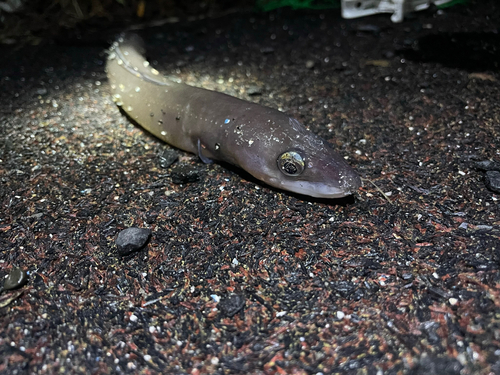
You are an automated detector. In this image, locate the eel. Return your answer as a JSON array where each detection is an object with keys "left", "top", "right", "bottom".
[{"left": 106, "top": 34, "right": 361, "bottom": 198}]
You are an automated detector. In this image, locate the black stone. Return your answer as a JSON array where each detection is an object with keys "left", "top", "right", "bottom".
[
  {"left": 170, "top": 165, "right": 201, "bottom": 184},
  {"left": 219, "top": 294, "right": 246, "bottom": 318},
  {"left": 475, "top": 160, "right": 500, "bottom": 171},
  {"left": 116, "top": 227, "right": 151, "bottom": 256},
  {"left": 158, "top": 149, "right": 178, "bottom": 169},
  {"left": 485, "top": 170, "right": 500, "bottom": 193}
]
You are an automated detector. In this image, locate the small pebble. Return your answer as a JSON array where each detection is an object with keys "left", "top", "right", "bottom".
[
  {"left": 474, "top": 224, "right": 493, "bottom": 231},
  {"left": 260, "top": 46, "right": 274, "bottom": 54},
  {"left": 158, "top": 149, "right": 178, "bottom": 169},
  {"left": 3, "top": 267, "right": 28, "bottom": 291},
  {"left": 485, "top": 170, "right": 500, "bottom": 193},
  {"left": 218, "top": 294, "right": 245, "bottom": 318},
  {"left": 305, "top": 60, "right": 315, "bottom": 69},
  {"left": 401, "top": 272, "right": 413, "bottom": 280},
  {"left": 116, "top": 227, "right": 151, "bottom": 256},
  {"left": 475, "top": 160, "right": 500, "bottom": 172},
  {"left": 354, "top": 24, "right": 380, "bottom": 34},
  {"left": 247, "top": 85, "right": 262, "bottom": 96},
  {"left": 170, "top": 165, "right": 201, "bottom": 184}
]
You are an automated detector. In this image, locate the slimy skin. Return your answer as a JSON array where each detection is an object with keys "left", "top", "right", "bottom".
[{"left": 106, "top": 34, "right": 361, "bottom": 198}]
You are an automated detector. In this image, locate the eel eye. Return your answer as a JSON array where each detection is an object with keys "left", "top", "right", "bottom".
[{"left": 277, "top": 151, "right": 305, "bottom": 176}]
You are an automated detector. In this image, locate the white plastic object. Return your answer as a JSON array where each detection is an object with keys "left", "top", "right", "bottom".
[{"left": 341, "top": 0, "right": 455, "bottom": 23}]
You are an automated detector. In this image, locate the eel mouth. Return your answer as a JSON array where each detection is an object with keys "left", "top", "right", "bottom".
[{"left": 265, "top": 174, "right": 361, "bottom": 198}]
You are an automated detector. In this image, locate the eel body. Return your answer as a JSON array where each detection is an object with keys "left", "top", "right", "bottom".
[{"left": 106, "top": 34, "right": 361, "bottom": 198}]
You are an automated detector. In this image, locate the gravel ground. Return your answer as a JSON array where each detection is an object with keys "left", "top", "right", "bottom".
[{"left": 1, "top": 1, "right": 500, "bottom": 374}]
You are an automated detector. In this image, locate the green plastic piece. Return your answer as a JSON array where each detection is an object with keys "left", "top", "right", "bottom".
[
  {"left": 256, "top": 0, "right": 466, "bottom": 12},
  {"left": 437, "top": 0, "right": 468, "bottom": 9},
  {"left": 256, "top": 0, "right": 340, "bottom": 12}
]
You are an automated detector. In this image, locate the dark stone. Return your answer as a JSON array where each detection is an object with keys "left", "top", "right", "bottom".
[
  {"left": 251, "top": 342, "right": 264, "bottom": 352},
  {"left": 219, "top": 294, "right": 245, "bottom": 317},
  {"left": 485, "top": 170, "right": 500, "bottom": 193},
  {"left": 475, "top": 160, "right": 500, "bottom": 171},
  {"left": 116, "top": 227, "right": 151, "bottom": 256},
  {"left": 3, "top": 267, "right": 28, "bottom": 290},
  {"left": 145, "top": 212, "right": 158, "bottom": 224},
  {"left": 170, "top": 165, "right": 201, "bottom": 184},
  {"left": 158, "top": 149, "right": 178, "bottom": 169}
]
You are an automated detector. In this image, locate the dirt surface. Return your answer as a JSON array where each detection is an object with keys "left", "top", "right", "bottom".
[{"left": 1, "top": 1, "right": 500, "bottom": 374}]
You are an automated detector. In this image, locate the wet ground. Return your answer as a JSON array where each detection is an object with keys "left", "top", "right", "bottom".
[{"left": 1, "top": 1, "right": 500, "bottom": 374}]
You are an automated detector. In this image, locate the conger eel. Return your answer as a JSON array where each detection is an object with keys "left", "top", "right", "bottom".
[{"left": 106, "top": 34, "right": 361, "bottom": 198}]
